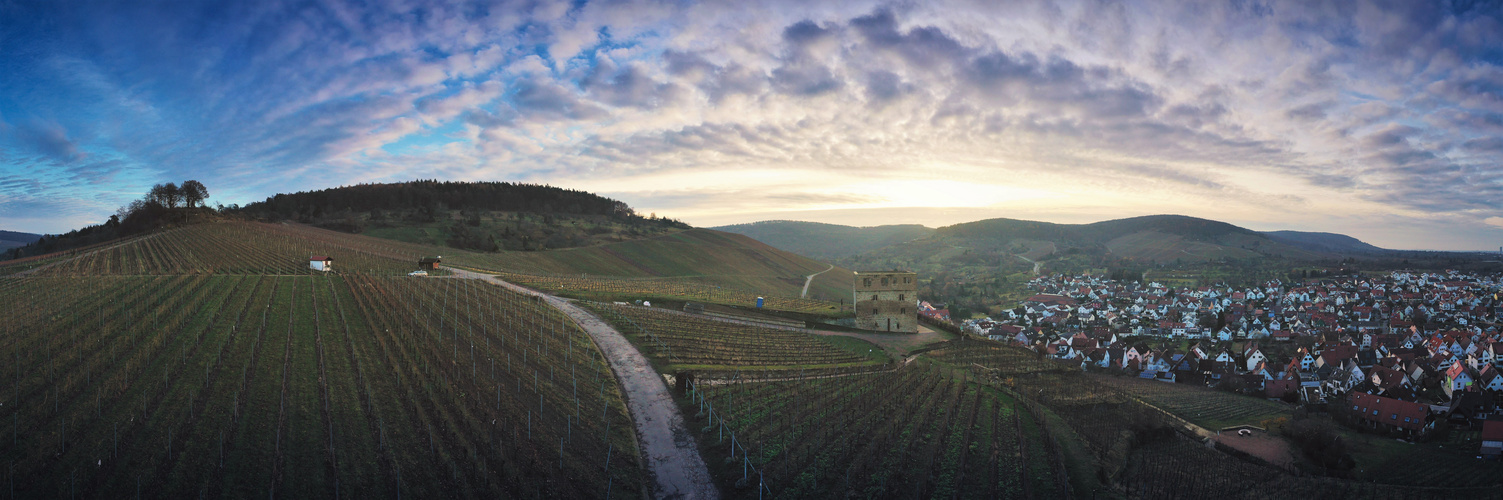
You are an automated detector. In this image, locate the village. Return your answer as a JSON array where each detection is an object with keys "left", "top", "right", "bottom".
[{"left": 954, "top": 269, "right": 1503, "bottom": 455}]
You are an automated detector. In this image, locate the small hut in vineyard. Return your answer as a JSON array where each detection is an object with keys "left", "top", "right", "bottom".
[
  {"left": 418, "top": 256, "right": 442, "bottom": 271},
  {"left": 310, "top": 256, "right": 333, "bottom": 272}
]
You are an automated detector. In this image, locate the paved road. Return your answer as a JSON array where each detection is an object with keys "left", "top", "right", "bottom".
[{"left": 443, "top": 267, "right": 719, "bottom": 500}]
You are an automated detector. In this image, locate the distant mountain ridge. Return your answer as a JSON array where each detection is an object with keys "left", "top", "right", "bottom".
[
  {"left": 718, "top": 215, "right": 1393, "bottom": 267},
  {"left": 1261, "top": 230, "right": 1386, "bottom": 254},
  {"left": 711, "top": 220, "right": 934, "bottom": 260},
  {"left": 0, "top": 231, "right": 42, "bottom": 250}
]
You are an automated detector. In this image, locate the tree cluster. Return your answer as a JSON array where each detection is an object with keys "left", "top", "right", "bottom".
[
  {"left": 234, "top": 180, "right": 626, "bottom": 221},
  {"left": 1281, "top": 415, "right": 1356, "bottom": 475},
  {"left": 4, "top": 180, "right": 211, "bottom": 260}
]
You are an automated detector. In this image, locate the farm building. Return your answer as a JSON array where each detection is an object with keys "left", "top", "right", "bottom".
[
  {"left": 854, "top": 270, "right": 917, "bottom": 333},
  {"left": 419, "top": 256, "right": 442, "bottom": 270},
  {"left": 309, "top": 255, "right": 333, "bottom": 272}
]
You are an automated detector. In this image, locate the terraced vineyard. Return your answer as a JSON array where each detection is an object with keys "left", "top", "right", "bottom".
[
  {"left": 691, "top": 362, "right": 1067, "bottom": 499},
  {"left": 495, "top": 271, "right": 841, "bottom": 314},
  {"left": 0, "top": 274, "right": 642, "bottom": 498},
  {"left": 582, "top": 302, "right": 886, "bottom": 371},
  {"left": 32, "top": 221, "right": 441, "bottom": 276}
]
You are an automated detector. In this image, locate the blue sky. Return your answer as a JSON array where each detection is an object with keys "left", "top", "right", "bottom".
[{"left": 1, "top": 0, "right": 1501, "bottom": 250}]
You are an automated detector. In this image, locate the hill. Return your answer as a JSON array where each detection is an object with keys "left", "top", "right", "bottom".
[
  {"left": 830, "top": 214, "right": 1339, "bottom": 318},
  {"left": 0, "top": 225, "right": 645, "bottom": 498},
  {"left": 235, "top": 180, "right": 689, "bottom": 252},
  {"left": 710, "top": 220, "right": 933, "bottom": 260},
  {"left": 861, "top": 214, "right": 1326, "bottom": 267},
  {"left": 1262, "top": 230, "right": 1387, "bottom": 254},
  {"left": 0, "top": 230, "right": 41, "bottom": 250},
  {"left": 450, "top": 228, "right": 855, "bottom": 305}
]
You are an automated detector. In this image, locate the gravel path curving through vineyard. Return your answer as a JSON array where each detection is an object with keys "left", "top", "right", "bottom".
[
  {"left": 801, "top": 263, "right": 834, "bottom": 298},
  {"left": 442, "top": 267, "right": 720, "bottom": 500}
]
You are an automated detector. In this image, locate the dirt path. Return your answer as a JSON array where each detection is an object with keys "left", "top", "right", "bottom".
[
  {"left": 1014, "top": 253, "right": 1042, "bottom": 275},
  {"left": 801, "top": 264, "right": 835, "bottom": 298},
  {"left": 442, "top": 267, "right": 719, "bottom": 500}
]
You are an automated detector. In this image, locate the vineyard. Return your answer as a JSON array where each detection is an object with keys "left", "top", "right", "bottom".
[
  {"left": 0, "top": 274, "right": 643, "bottom": 498},
  {"left": 1123, "top": 437, "right": 1503, "bottom": 499},
  {"left": 690, "top": 362, "right": 1068, "bottom": 499},
  {"left": 31, "top": 221, "right": 444, "bottom": 276},
  {"left": 1090, "top": 376, "right": 1290, "bottom": 430},
  {"left": 582, "top": 303, "right": 886, "bottom": 372},
  {"left": 494, "top": 271, "right": 842, "bottom": 315},
  {"left": 928, "top": 342, "right": 1503, "bottom": 497},
  {"left": 443, "top": 228, "right": 857, "bottom": 303}
]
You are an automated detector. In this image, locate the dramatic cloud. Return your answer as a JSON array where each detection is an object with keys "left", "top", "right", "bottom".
[{"left": 1, "top": 0, "right": 1501, "bottom": 249}]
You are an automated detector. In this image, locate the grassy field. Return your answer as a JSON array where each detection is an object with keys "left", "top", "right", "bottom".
[{"left": 0, "top": 273, "right": 643, "bottom": 498}]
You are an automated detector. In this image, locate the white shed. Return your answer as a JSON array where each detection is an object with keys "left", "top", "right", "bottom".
[{"left": 310, "top": 255, "right": 333, "bottom": 272}]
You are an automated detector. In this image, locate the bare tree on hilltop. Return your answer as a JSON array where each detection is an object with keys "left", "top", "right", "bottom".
[
  {"left": 149, "top": 182, "right": 182, "bottom": 209},
  {"left": 6, "top": 180, "right": 216, "bottom": 260},
  {"left": 180, "top": 180, "right": 210, "bottom": 208}
]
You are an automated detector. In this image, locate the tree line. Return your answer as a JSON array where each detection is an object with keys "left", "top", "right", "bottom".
[
  {"left": 232, "top": 180, "right": 630, "bottom": 221},
  {"left": 4, "top": 180, "right": 212, "bottom": 260}
]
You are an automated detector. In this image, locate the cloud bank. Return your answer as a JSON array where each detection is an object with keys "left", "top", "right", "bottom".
[{"left": 1, "top": 0, "right": 1500, "bottom": 249}]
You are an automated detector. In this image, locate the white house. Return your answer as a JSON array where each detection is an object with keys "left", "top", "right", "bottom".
[
  {"left": 1245, "top": 347, "right": 1267, "bottom": 372},
  {"left": 310, "top": 255, "right": 333, "bottom": 272}
]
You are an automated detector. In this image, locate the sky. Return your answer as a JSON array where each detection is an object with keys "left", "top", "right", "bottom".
[{"left": 1, "top": 0, "right": 1501, "bottom": 250}]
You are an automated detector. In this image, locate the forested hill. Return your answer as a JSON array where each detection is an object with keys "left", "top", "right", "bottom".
[
  {"left": 235, "top": 180, "right": 629, "bottom": 219},
  {"left": 712, "top": 220, "right": 934, "bottom": 260},
  {"left": 0, "top": 231, "right": 42, "bottom": 250},
  {"left": 232, "top": 180, "right": 690, "bottom": 253}
]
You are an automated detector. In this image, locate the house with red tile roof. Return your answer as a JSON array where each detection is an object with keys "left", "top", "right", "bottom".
[
  {"left": 1482, "top": 421, "right": 1503, "bottom": 459},
  {"left": 1348, "top": 391, "right": 1431, "bottom": 434}
]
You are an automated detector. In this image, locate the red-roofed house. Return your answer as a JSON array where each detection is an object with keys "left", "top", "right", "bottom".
[
  {"left": 1348, "top": 392, "right": 1431, "bottom": 434},
  {"left": 1266, "top": 379, "right": 1297, "bottom": 400},
  {"left": 1316, "top": 345, "right": 1358, "bottom": 369},
  {"left": 1483, "top": 421, "right": 1503, "bottom": 459},
  {"left": 1444, "top": 360, "right": 1477, "bottom": 397}
]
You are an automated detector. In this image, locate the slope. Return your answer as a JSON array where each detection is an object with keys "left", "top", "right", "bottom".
[
  {"left": 0, "top": 258, "right": 644, "bottom": 499},
  {"left": 0, "top": 230, "right": 42, "bottom": 250},
  {"left": 26, "top": 221, "right": 444, "bottom": 276},
  {"left": 1262, "top": 230, "right": 1387, "bottom": 254},
  {"left": 449, "top": 228, "right": 855, "bottom": 304},
  {"left": 711, "top": 220, "right": 933, "bottom": 260},
  {"left": 233, "top": 180, "right": 689, "bottom": 253}
]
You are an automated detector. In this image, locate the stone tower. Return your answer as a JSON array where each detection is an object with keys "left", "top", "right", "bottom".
[{"left": 854, "top": 270, "right": 917, "bottom": 333}]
